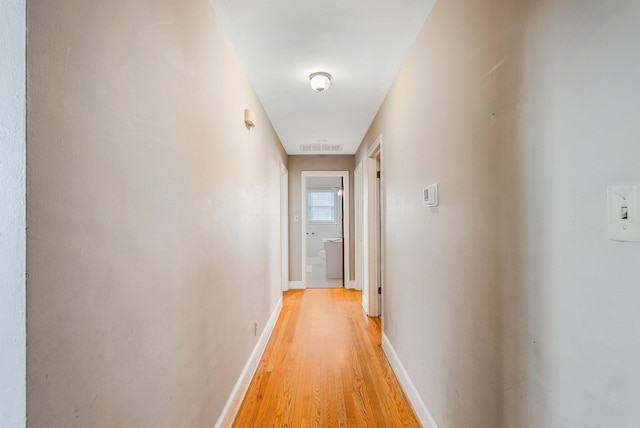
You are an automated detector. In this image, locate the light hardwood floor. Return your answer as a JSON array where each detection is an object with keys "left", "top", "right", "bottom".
[{"left": 232, "top": 288, "right": 421, "bottom": 427}]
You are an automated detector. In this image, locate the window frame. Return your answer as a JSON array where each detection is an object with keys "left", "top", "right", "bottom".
[{"left": 306, "top": 187, "right": 337, "bottom": 225}]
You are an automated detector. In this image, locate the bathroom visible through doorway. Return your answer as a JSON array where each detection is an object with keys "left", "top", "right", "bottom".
[{"left": 301, "top": 171, "right": 350, "bottom": 289}]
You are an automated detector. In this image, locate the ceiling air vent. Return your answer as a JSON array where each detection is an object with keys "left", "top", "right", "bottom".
[
  {"left": 301, "top": 144, "right": 322, "bottom": 152},
  {"left": 299, "top": 144, "right": 343, "bottom": 153}
]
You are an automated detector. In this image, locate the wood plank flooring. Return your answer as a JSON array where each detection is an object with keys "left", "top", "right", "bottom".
[{"left": 232, "top": 288, "right": 421, "bottom": 427}]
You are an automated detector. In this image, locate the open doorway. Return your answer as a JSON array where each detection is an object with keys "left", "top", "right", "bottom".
[{"left": 301, "top": 171, "right": 350, "bottom": 289}]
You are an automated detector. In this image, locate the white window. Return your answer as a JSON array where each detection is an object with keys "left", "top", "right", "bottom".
[{"left": 307, "top": 189, "right": 336, "bottom": 223}]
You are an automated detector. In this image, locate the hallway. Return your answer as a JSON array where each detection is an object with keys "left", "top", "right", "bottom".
[
  {"left": 5, "top": 0, "right": 640, "bottom": 427},
  {"left": 233, "top": 289, "right": 419, "bottom": 427}
]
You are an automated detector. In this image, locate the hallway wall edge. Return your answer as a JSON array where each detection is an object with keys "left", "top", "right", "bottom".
[
  {"left": 214, "top": 296, "right": 283, "bottom": 428},
  {"left": 382, "top": 333, "right": 439, "bottom": 428}
]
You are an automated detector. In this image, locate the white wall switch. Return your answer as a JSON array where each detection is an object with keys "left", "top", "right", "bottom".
[
  {"left": 423, "top": 184, "right": 438, "bottom": 206},
  {"left": 608, "top": 185, "right": 640, "bottom": 242}
]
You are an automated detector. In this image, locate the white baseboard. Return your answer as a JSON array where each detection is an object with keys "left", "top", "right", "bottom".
[
  {"left": 290, "top": 280, "right": 357, "bottom": 290},
  {"left": 382, "top": 333, "right": 438, "bottom": 428},
  {"left": 214, "top": 297, "right": 283, "bottom": 428},
  {"left": 361, "top": 291, "right": 368, "bottom": 315},
  {"left": 288, "top": 281, "right": 305, "bottom": 290}
]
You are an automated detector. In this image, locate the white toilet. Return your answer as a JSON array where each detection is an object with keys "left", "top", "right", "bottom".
[{"left": 318, "top": 250, "right": 327, "bottom": 271}]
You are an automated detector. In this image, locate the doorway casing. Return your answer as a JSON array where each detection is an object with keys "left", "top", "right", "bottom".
[
  {"left": 281, "top": 164, "right": 289, "bottom": 291},
  {"left": 364, "top": 135, "right": 382, "bottom": 317},
  {"left": 354, "top": 161, "right": 364, "bottom": 295},
  {"left": 301, "top": 171, "right": 351, "bottom": 289}
]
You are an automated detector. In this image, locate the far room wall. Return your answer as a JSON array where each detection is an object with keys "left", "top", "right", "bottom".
[{"left": 288, "top": 155, "right": 355, "bottom": 284}]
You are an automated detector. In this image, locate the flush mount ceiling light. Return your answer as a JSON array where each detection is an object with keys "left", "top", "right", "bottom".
[{"left": 309, "top": 72, "right": 331, "bottom": 92}]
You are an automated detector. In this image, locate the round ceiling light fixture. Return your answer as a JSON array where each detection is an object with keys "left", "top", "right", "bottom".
[{"left": 309, "top": 72, "right": 331, "bottom": 92}]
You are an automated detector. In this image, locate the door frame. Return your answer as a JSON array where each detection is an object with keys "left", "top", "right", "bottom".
[
  {"left": 281, "top": 163, "right": 289, "bottom": 292},
  {"left": 301, "top": 171, "right": 350, "bottom": 289},
  {"left": 367, "top": 135, "right": 382, "bottom": 317},
  {"left": 354, "top": 161, "right": 363, "bottom": 293}
]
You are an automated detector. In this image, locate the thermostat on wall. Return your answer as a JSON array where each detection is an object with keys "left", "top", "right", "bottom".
[{"left": 423, "top": 184, "right": 438, "bottom": 206}]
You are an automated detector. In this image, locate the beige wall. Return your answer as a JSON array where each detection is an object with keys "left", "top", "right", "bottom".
[
  {"left": 288, "top": 155, "right": 355, "bottom": 282},
  {"left": 497, "top": 1, "right": 640, "bottom": 426},
  {"left": 358, "top": 0, "right": 640, "bottom": 427},
  {"left": 26, "top": 1, "right": 286, "bottom": 427},
  {"left": 357, "top": 0, "right": 503, "bottom": 425}
]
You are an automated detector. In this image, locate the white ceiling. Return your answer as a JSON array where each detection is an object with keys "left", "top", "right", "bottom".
[{"left": 209, "top": 0, "right": 435, "bottom": 155}]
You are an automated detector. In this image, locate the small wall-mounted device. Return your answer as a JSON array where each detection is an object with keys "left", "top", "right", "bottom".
[
  {"left": 423, "top": 183, "right": 438, "bottom": 207},
  {"left": 244, "top": 109, "right": 256, "bottom": 129},
  {"left": 607, "top": 184, "right": 640, "bottom": 242}
]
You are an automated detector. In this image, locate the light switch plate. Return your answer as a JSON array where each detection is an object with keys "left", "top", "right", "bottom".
[{"left": 607, "top": 185, "right": 640, "bottom": 242}]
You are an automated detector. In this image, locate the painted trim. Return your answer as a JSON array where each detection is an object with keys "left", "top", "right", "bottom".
[
  {"left": 281, "top": 163, "right": 289, "bottom": 292},
  {"left": 382, "top": 333, "right": 438, "bottom": 428},
  {"left": 288, "top": 281, "right": 305, "bottom": 290},
  {"left": 366, "top": 135, "right": 382, "bottom": 317},
  {"left": 347, "top": 280, "right": 357, "bottom": 290},
  {"left": 354, "top": 161, "right": 364, "bottom": 295},
  {"left": 0, "top": 2, "right": 27, "bottom": 426},
  {"left": 214, "top": 297, "right": 283, "bottom": 428}
]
